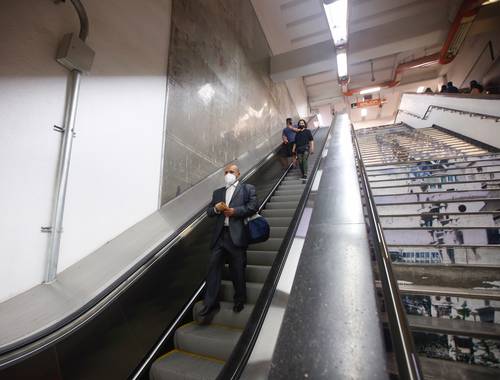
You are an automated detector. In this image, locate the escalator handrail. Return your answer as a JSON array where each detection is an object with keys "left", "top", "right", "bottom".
[
  {"left": 217, "top": 125, "right": 329, "bottom": 380},
  {"left": 351, "top": 125, "right": 424, "bottom": 380}
]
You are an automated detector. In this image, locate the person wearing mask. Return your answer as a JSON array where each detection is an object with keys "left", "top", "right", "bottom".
[
  {"left": 279, "top": 118, "right": 299, "bottom": 169},
  {"left": 470, "top": 80, "right": 484, "bottom": 94},
  {"left": 292, "top": 119, "right": 314, "bottom": 179},
  {"left": 200, "top": 164, "right": 258, "bottom": 317},
  {"left": 446, "top": 81, "right": 459, "bottom": 93}
]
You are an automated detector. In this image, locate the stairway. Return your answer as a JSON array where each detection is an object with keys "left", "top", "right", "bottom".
[
  {"left": 149, "top": 154, "right": 322, "bottom": 379},
  {"left": 355, "top": 124, "right": 500, "bottom": 378}
]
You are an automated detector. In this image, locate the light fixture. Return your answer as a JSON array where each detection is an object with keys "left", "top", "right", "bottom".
[
  {"left": 361, "top": 108, "right": 368, "bottom": 117},
  {"left": 483, "top": 0, "right": 499, "bottom": 5},
  {"left": 359, "top": 86, "right": 380, "bottom": 95},
  {"left": 323, "top": 0, "right": 348, "bottom": 46},
  {"left": 416, "top": 86, "right": 425, "bottom": 93},
  {"left": 336, "top": 51, "right": 348, "bottom": 78}
]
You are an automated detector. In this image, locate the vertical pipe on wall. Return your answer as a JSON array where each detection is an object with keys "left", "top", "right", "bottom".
[
  {"left": 44, "top": 0, "right": 92, "bottom": 282},
  {"left": 45, "top": 70, "right": 81, "bottom": 282}
]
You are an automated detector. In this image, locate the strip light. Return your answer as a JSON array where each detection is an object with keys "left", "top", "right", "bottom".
[
  {"left": 323, "top": 0, "right": 348, "bottom": 46},
  {"left": 359, "top": 86, "right": 380, "bottom": 95},
  {"left": 336, "top": 51, "right": 348, "bottom": 78}
]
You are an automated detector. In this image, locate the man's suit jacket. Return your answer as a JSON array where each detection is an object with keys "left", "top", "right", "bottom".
[{"left": 207, "top": 182, "right": 258, "bottom": 249}]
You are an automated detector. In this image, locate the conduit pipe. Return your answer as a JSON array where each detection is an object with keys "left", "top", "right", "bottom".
[{"left": 45, "top": 0, "right": 93, "bottom": 282}]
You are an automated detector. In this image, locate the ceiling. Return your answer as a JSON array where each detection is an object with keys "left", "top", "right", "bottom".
[{"left": 251, "top": 0, "right": 462, "bottom": 108}]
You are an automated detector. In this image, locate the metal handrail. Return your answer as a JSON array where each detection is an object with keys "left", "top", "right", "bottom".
[
  {"left": 371, "top": 178, "right": 500, "bottom": 189},
  {"left": 375, "top": 197, "right": 500, "bottom": 206},
  {"left": 365, "top": 153, "right": 500, "bottom": 168},
  {"left": 397, "top": 105, "right": 500, "bottom": 123},
  {"left": 351, "top": 126, "right": 424, "bottom": 380},
  {"left": 369, "top": 170, "right": 500, "bottom": 183}
]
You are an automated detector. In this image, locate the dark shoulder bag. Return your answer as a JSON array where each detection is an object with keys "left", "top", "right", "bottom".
[{"left": 243, "top": 184, "right": 270, "bottom": 244}]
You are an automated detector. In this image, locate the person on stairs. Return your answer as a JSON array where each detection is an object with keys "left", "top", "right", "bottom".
[
  {"left": 292, "top": 119, "right": 314, "bottom": 180},
  {"left": 200, "top": 164, "right": 258, "bottom": 317}
]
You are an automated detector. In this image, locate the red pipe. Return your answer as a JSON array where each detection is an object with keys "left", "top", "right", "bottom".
[{"left": 344, "top": 0, "right": 487, "bottom": 95}]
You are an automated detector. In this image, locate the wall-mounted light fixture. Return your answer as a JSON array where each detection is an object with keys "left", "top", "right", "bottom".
[{"left": 323, "top": 0, "right": 348, "bottom": 46}]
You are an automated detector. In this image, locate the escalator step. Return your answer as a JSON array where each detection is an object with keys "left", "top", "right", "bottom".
[
  {"left": 266, "top": 201, "right": 299, "bottom": 209},
  {"left": 264, "top": 217, "right": 293, "bottom": 227},
  {"left": 270, "top": 195, "right": 302, "bottom": 202},
  {"left": 250, "top": 237, "right": 283, "bottom": 251},
  {"left": 221, "top": 280, "right": 263, "bottom": 303},
  {"left": 150, "top": 349, "right": 223, "bottom": 380},
  {"left": 274, "top": 189, "right": 304, "bottom": 196},
  {"left": 278, "top": 184, "right": 305, "bottom": 191},
  {"left": 223, "top": 264, "right": 270, "bottom": 283},
  {"left": 262, "top": 209, "right": 296, "bottom": 218},
  {"left": 174, "top": 322, "right": 242, "bottom": 361},
  {"left": 193, "top": 301, "right": 253, "bottom": 329},
  {"left": 247, "top": 250, "right": 277, "bottom": 266},
  {"left": 269, "top": 226, "right": 288, "bottom": 238}
]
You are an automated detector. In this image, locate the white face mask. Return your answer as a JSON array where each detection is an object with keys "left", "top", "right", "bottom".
[{"left": 225, "top": 173, "right": 237, "bottom": 187}]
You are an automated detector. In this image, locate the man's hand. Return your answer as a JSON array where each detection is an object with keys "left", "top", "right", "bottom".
[
  {"left": 215, "top": 202, "right": 227, "bottom": 212},
  {"left": 223, "top": 208, "right": 235, "bottom": 217}
]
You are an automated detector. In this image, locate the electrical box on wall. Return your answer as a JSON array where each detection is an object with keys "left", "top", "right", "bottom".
[{"left": 56, "top": 33, "right": 95, "bottom": 72}]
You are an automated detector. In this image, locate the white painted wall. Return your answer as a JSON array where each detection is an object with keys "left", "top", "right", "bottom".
[
  {"left": 396, "top": 93, "right": 500, "bottom": 149},
  {"left": 317, "top": 104, "right": 334, "bottom": 127},
  {"left": 0, "top": 0, "right": 171, "bottom": 302},
  {"left": 349, "top": 78, "right": 440, "bottom": 125}
]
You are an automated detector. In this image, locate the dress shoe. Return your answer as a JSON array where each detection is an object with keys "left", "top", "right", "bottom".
[
  {"left": 233, "top": 303, "right": 244, "bottom": 313},
  {"left": 199, "top": 303, "right": 220, "bottom": 317}
]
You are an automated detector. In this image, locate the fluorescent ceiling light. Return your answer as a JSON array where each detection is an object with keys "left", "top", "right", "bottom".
[
  {"left": 336, "top": 51, "right": 348, "bottom": 77},
  {"left": 361, "top": 108, "right": 368, "bottom": 117},
  {"left": 416, "top": 86, "right": 425, "bottom": 93},
  {"left": 359, "top": 86, "right": 380, "bottom": 95},
  {"left": 324, "top": 0, "right": 348, "bottom": 46},
  {"left": 483, "top": 0, "right": 499, "bottom": 5}
]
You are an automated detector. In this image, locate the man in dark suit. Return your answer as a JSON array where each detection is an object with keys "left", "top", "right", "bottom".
[{"left": 200, "top": 164, "right": 258, "bottom": 316}]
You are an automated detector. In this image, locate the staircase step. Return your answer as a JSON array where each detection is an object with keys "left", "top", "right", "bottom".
[
  {"left": 247, "top": 250, "right": 277, "bottom": 266},
  {"left": 193, "top": 301, "right": 253, "bottom": 329},
  {"left": 221, "top": 280, "right": 263, "bottom": 304},
  {"left": 420, "top": 356, "right": 500, "bottom": 380},
  {"left": 406, "top": 314, "right": 500, "bottom": 340},
  {"left": 388, "top": 283, "right": 500, "bottom": 301},
  {"left": 174, "top": 322, "right": 241, "bottom": 361},
  {"left": 274, "top": 189, "right": 304, "bottom": 196},
  {"left": 149, "top": 349, "right": 223, "bottom": 380},
  {"left": 278, "top": 184, "right": 306, "bottom": 191},
  {"left": 223, "top": 264, "right": 270, "bottom": 283}
]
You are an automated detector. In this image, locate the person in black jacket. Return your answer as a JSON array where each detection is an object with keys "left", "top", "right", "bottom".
[
  {"left": 292, "top": 119, "right": 314, "bottom": 179},
  {"left": 200, "top": 164, "right": 258, "bottom": 316}
]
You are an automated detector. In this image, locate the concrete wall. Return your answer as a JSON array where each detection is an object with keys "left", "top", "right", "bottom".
[
  {"left": 160, "top": 0, "right": 298, "bottom": 203},
  {"left": 0, "top": 0, "right": 171, "bottom": 302},
  {"left": 396, "top": 93, "right": 500, "bottom": 149}
]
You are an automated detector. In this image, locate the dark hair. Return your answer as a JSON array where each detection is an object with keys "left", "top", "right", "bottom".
[
  {"left": 447, "top": 81, "right": 453, "bottom": 86},
  {"left": 286, "top": 118, "right": 292, "bottom": 125},
  {"left": 297, "top": 119, "right": 307, "bottom": 128}
]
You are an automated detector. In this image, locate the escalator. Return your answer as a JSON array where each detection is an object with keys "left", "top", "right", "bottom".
[
  {"left": 353, "top": 124, "right": 500, "bottom": 379},
  {"left": 149, "top": 137, "right": 326, "bottom": 379},
  {"left": 0, "top": 127, "right": 329, "bottom": 380}
]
